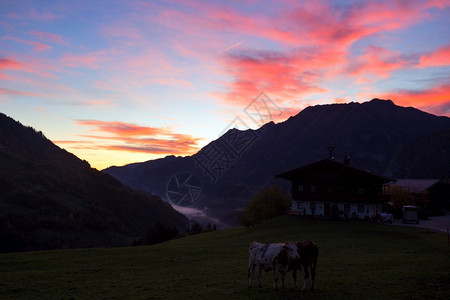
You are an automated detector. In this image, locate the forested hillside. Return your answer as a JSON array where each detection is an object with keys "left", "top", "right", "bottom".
[{"left": 0, "top": 113, "right": 188, "bottom": 252}]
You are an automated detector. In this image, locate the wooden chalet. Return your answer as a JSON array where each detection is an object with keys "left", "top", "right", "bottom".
[{"left": 276, "top": 158, "right": 394, "bottom": 220}]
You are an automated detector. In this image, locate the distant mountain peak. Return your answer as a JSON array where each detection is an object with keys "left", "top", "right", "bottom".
[{"left": 368, "top": 98, "right": 394, "bottom": 105}]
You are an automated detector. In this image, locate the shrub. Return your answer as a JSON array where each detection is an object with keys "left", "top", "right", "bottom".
[{"left": 239, "top": 185, "right": 291, "bottom": 227}]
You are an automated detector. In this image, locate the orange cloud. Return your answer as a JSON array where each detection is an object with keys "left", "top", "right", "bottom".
[
  {"left": 77, "top": 120, "right": 166, "bottom": 137},
  {"left": 378, "top": 83, "right": 450, "bottom": 116},
  {"left": 419, "top": 45, "right": 450, "bottom": 68},
  {"left": 74, "top": 120, "right": 203, "bottom": 155}
]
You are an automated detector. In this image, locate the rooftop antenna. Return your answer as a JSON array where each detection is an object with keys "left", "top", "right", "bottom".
[{"left": 328, "top": 136, "right": 335, "bottom": 160}]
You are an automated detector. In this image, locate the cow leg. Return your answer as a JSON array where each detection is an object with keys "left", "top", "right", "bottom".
[
  {"left": 273, "top": 265, "right": 279, "bottom": 290},
  {"left": 256, "top": 266, "right": 262, "bottom": 288},
  {"left": 248, "top": 264, "right": 254, "bottom": 287},
  {"left": 301, "top": 264, "right": 309, "bottom": 291},
  {"left": 292, "top": 268, "right": 298, "bottom": 288},
  {"left": 311, "top": 263, "right": 316, "bottom": 290},
  {"left": 281, "top": 270, "right": 286, "bottom": 289}
]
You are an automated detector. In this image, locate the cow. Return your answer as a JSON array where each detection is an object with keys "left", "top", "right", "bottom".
[
  {"left": 248, "top": 241, "right": 299, "bottom": 289},
  {"left": 289, "top": 240, "right": 319, "bottom": 291}
]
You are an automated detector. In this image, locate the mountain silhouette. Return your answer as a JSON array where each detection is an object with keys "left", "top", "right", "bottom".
[
  {"left": 104, "top": 99, "right": 450, "bottom": 225},
  {"left": 0, "top": 112, "right": 188, "bottom": 252}
]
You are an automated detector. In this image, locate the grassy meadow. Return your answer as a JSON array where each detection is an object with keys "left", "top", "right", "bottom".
[{"left": 1, "top": 217, "right": 449, "bottom": 299}]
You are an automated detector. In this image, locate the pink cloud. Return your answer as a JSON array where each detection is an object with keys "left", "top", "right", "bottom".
[
  {"left": 177, "top": 0, "right": 444, "bottom": 50},
  {"left": 7, "top": 7, "right": 58, "bottom": 21},
  {"left": 0, "top": 87, "right": 44, "bottom": 100},
  {"left": 347, "top": 46, "right": 412, "bottom": 79},
  {"left": 148, "top": 78, "right": 194, "bottom": 88},
  {"left": 101, "top": 21, "right": 143, "bottom": 45},
  {"left": 0, "top": 20, "right": 13, "bottom": 31},
  {"left": 0, "top": 60, "right": 56, "bottom": 80},
  {"left": 61, "top": 51, "right": 106, "bottom": 69},
  {"left": 152, "top": 0, "right": 447, "bottom": 109},
  {"left": 0, "top": 57, "right": 23, "bottom": 70},
  {"left": 0, "top": 55, "right": 59, "bottom": 78},
  {"left": 218, "top": 47, "right": 340, "bottom": 107},
  {"left": 96, "top": 47, "right": 189, "bottom": 90},
  {"left": 30, "top": 30, "right": 69, "bottom": 45},
  {"left": 425, "top": 0, "right": 450, "bottom": 10},
  {"left": 3, "top": 36, "right": 52, "bottom": 52}
]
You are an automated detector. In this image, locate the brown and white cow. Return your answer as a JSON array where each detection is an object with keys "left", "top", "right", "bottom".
[
  {"left": 248, "top": 241, "right": 299, "bottom": 289},
  {"left": 289, "top": 240, "right": 319, "bottom": 291}
]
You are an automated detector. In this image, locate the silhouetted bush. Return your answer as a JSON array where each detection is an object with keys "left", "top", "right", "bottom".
[{"left": 239, "top": 185, "right": 291, "bottom": 227}]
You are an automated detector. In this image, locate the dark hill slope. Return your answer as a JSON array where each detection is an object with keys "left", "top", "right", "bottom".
[
  {"left": 103, "top": 99, "right": 450, "bottom": 224},
  {"left": 0, "top": 113, "right": 188, "bottom": 252}
]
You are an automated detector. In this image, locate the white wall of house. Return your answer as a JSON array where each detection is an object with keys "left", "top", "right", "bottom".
[{"left": 291, "top": 200, "right": 381, "bottom": 219}]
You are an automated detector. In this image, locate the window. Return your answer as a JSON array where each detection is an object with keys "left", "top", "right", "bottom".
[
  {"left": 358, "top": 204, "right": 364, "bottom": 213},
  {"left": 310, "top": 202, "right": 316, "bottom": 212},
  {"left": 298, "top": 185, "right": 304, "bottom": 192},
  {"left": 358, "top": 187, "right": 365, "bottom": 194},
  {"left": 328, "top": 186, "right": 333, "bottom": 193},
  {"left": 344, "top": 204, "right": 350, "bottom": 213},
  {"left": 311, "top": 185, "right": 316, "bottom": 193}
]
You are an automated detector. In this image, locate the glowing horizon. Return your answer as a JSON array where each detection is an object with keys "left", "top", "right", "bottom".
[{"left": 1, "top": 0, "right": 449, "bottom": 170}]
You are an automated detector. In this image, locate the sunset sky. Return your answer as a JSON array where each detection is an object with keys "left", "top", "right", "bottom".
[{"left": 1, "top": 0, "right": 450, "bottom": 170}]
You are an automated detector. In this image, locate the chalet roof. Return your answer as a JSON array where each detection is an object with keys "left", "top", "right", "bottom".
[
  {"left": 392, "top": 179, "right": 440, "bottom": 193},
  {"left": 275, "top": 158, "right": 393, "bottom": 183}
]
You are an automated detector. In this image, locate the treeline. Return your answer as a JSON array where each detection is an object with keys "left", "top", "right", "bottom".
[{"left": 132, "top": 221, "right": 217, "bottom": 246}]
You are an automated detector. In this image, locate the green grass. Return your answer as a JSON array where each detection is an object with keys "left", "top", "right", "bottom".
[{"left": 1, "top": 217, "right": 449, "bottom": 299}]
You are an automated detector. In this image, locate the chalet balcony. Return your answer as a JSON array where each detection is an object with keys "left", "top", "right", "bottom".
[{"left": 292, "top": 192, "right": 391, "bottom": 204}]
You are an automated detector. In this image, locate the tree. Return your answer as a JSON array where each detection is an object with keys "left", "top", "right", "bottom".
[
  {"left": 390, "top": 185, "right": 429, "bottom": 208},
  {"left": 239, "top": 185, "right": 291, "bottom": 227},
  {"left": 390, "top": 185, "right": 415, "bottom": 207}
]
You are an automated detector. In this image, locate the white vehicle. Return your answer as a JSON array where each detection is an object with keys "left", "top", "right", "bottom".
[
  {"left": 402, "top": 206, "right": 419, "bottom": 224},
  {"left": 380, "top": 212, "right": 393, "bottom": 224}
]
